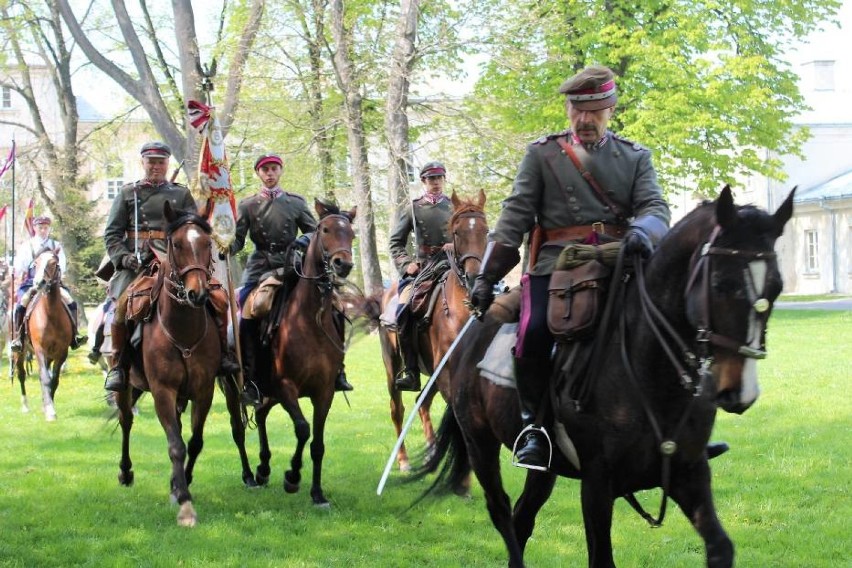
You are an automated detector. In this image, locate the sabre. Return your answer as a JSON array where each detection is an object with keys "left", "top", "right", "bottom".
[
  {"left": 133, "top": 188, "right": 140, "bottom": 265},
  {"left": 377, "top": 314, "right": 477, "bottom": 495}
]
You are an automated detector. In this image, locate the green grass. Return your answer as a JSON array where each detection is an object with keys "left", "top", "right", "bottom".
[
  {"left": 778, "top": 293, "right": 851, "bottom": 302},
  {"left": 0, "top": 309, "right": 849, "bottom": 567}
]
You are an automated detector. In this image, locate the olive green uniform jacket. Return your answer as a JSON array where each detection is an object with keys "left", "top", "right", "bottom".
[
  {"left": 228, "top": 191, "right": 317, "bottom": 286},
  {"left": 104, "top": 180, "right": 197, "bottom": 298},
  {"left": 388, "top": 195, "right": 453, "bottom": 277},
  {"left": 491, "top": 130, "right": 671, "bottom": 275}
]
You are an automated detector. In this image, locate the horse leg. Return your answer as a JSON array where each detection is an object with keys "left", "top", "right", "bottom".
[
  {"left": 150, "top": 389, "right": 194, "bottom": 526},
  {"left": 183, "top": 390, "right": 214, "bottom": 489},
  {"left": 419, "top": 391, "right": 437, "bottom": 460},
  {"left": 221, "top": 376, "right": 258, "bottom": 487},
  {"left": 383, "top": 329, "right": 412, "bottom": 472},
  {"left": 670, "top": 461, "right": 734, "bottom": 568},
  {"left": 37, "top": 354, "right": 56, "bottom": 422},
  {"left": 116, "top": 387, "right": 136, "bottom": 487},
  {"left": 580, "top": 475, "right": 616, "bottom": 568},
  {"left": 254, "top": 404, "right": 273, "bottom": 486},
  {"left": 308, "top": 396, "right": 332, "bottom": 507},
  {"left": 16, "top": 354, "right": 29, "bottom": 414},
  {"left": 280, "top": 397, "right": 310, "bottom": 495},
  {"left": 512, "top": 470, "right": 558, "bottom": 554}
]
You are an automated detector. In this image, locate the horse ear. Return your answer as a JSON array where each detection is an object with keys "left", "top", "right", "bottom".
[
  {"left": 451, "top": 191, "right": 460, "bottom": 209},
  {"left": 772, "top": 187, "right": 796, "bottom": 236},
  {"left": 715, "top": 185, "right": 737, "bottom": 229},
  {"left": 477, "top": 188, "right": 486, "bottom": 208},
  {"left": 346, "top": 206, "right": 357, "bottom": 222},
  {"left": 314, "top": 198, "right": 328, "bottom": 218},
  {"left": 164, "top": 200, "right": 175, "bottom": 222}
]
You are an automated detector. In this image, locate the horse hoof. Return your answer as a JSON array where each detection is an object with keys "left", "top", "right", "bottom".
[
  {"left": 177, "top": 502, "right": 197, "bottom": 527},
  {"left": 44, "top": 407, "right": 57, "bottom": 421},
  {"left": 21, "top": 405, "right": 30, "bottom": 414},
  {"left": 118, "top": 471, "right": 134, "bottom": 486},
  {"left": 284, "top": 479, "right": 299, "bottom": 494},
  {"left": 243, "top": 474, "right": 259, "bottom": 488},
  {"left": 313, "top": 500, "right": 331, "bottom": 510},
  {"left": 399, "top": 461, "right": 411, "bottom": 473},
  {"left": 255, "top": 471, "right": 270, "bottom": 486}
]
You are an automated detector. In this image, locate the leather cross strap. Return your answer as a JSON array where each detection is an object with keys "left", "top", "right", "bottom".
[{"left": 556, "top": 137, "right": 627, "bottom": 224}]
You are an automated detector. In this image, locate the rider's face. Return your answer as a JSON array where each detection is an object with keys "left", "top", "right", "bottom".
[
  {"left": 35, "top": 224, "right": 50, "bottom": 238},
  {"left": 142, "top": 157, "right": 169, "bottom": 184},
  {"left": 256, "top": 164, "right": 283, "bottom": 189},
  {"left": 566, "top": 101, "right": 615, "bottom": 144},
  {"left": 421, "top": 175, "right": 445, "bottom": 195}
]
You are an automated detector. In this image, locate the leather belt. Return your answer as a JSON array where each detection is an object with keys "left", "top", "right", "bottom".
[
  {"left": 126, "top": 230, "right": 166, "bottom": 240},
  {"left": 543, "top": 223, "right": 626, "bottom": 242},
  {"left": 418, "top": 245, "right": 444, "bottom": 256}
]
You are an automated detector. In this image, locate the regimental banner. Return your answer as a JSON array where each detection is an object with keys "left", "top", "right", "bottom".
[{"left": 187, "top": 100, "right": 237, "bottom": 250}]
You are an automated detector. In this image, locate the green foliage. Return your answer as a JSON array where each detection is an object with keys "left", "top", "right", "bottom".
[{"left": 0, "top": 309, "right": 847, "bottom": 565}]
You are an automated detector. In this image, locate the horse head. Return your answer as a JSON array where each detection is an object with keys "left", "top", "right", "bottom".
[
  {"left": 673, "top": 185, "right": 794, "bottom": 414},
  {"left": 163, "top": 201, "right": 214, "bottom": 308},
  {"left": 312, "top": 199, "right": 357, "bottom": 279},
  {"left": 449, "top": 189, "right": 489, "bottom": 288},
  {"left": 33, "top": 249, "right": 61, "bottom": 293}
]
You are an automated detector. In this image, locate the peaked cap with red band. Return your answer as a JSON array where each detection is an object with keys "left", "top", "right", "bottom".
[
  {"left": 254, "top": 154, "right": 283, "bottom": 171},
  {"left": 33, "top": 216, "right": 52, "bottom": 226},
  {"left": 419, "top": 161, "right": 447, "bottom": 178},
  {"left": 559, "top": 65, "right": 618, "bottom": 111},
  {"left": 140, "top": 141, "right": 172, "bottom": 158}
]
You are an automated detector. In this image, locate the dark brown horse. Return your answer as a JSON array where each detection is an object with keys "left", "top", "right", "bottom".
[
  {"left": 379, "top": 190, "right": 487, "bottom": 473},
  {"left": 14, "top": 249, "right": 73, "bottom": 421},
  {"left": 420, "top": 187, "right": 795, "bottom": 567},
  {"left": 115, "top": 202, "right": 221, "bottom": 526},
  {"left": 251, "top": 200, "right": 356, "bottom": 507}
]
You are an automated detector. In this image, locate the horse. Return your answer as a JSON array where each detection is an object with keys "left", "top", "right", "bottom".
[
  {"left": 378, "top": 190, "right": 487, "bottom": 474},
  {"left": 419, "top": 187, "right": 795, "bottom": 567},
  {"left": 13, "top": 249, "right": 74, "bottom": 421},
  {"left": 251, "top": 199, "right": 357, "bottom": 507},
  {"left": 114, "top": 201, "right": 225, "bottom": 527}
]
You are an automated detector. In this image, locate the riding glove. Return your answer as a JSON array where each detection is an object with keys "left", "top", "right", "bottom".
[
  {"left": 470, "top": 275, "right": 496, "bottom": 318},
  {"left": 121, "top": 255, "right": 141, "bottom": 271},
  {"left": 622, "top": 227, "right": 654, "bottom": 259}
]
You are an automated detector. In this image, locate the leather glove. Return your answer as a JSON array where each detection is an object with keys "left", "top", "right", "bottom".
[
  {"left": 121, "top": 255, "right": 140, "bottom": 271},
  {"left": 622, "top": 227, "right": 654, "bottom": 259},
  {"left": 469, "top": 275, "right": 495, "bottom": 319}
]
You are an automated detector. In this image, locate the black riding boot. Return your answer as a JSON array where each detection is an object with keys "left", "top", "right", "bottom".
[
  {"left": 10, "top": 305, "right": 26, "bottom": 353},
  {"left": 335, "top": 364, "right": 354, "bottom": 392},
  {"left": 239, "top": 318, "right": 262, "bottom": 406},
  {"left": 68, "top": 302, "right": 88, "bottom": 349},
  {"left": 513, "top": 356, "right": 552, "bottom": 471},
  {"left": 707, "top": 441, "right": 730, "bottom": 459},
  {"left": 104, "top": 322, "right": 129, "bottom": 392},
  {"left": 215, "top": 314, "right": 240, "bottom": 376},
  {"left": 88, "top": 322, "right": 105, "bottom": 364},
  {"left": 394, "top": 308, "right": 421, "bottom": 391}
]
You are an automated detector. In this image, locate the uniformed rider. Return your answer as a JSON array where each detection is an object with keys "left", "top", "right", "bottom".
[
  {"left": 10, "top": 216, "right": 87, "bottom": 352},
  {"left": 102, "top": 141, "right": 240, "bottom": 392},
  {"left": 388, "top": 161, "right": 454, "bottom": 391}
]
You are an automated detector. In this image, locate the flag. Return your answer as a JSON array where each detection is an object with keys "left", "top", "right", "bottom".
[
  {"left": 23, "top": 198, "right": 34, "bottom": 237},
  {"left": 0, "top": 142, "right": 14, "bottom": 180},
  {"left": 187, "top": 100, "right": 236, "bottom": 250},
  {"left": 0, "top": 205, "right": 7, "bottom": 223}
]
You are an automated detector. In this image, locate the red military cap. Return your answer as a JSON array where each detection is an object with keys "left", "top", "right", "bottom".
[
  {"left": 33, "top": 216, "right": 52, "bottom": 226},
  {"left": 559, "top": 65, "right": 618, "bottom": 111},
  {"left": 254, "top": 154, "right": 283, "bottom": 170},
  {"left": 419, "top": 161, "right": 447, "bottom": 179},
  {"left": 140, "top": 141, "right": 172, "bottom": 158}
]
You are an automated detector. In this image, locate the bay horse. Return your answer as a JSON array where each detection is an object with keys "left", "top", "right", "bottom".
[
  {"left": 379, "top": 190, "right": 487, "bottom": 474},
  {"left": 420, "top": 187, "right": 795, "bottom": 567},
  {"left": 251, "top": 199, "right": 356, "bottom": 507},
  {"left": 14, "top": 249, "right": 73, "bottom": 421},
  {"left": 115, "top": 201, "right": 223, "bottom": 527}
]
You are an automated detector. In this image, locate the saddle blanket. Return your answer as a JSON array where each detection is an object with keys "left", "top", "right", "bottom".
[{"left": 477, "top": 323, "right": 518, "bottom": 389}]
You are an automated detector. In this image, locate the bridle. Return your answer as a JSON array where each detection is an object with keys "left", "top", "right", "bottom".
[
  {"left": 34, "top": 251, "right": 61, "bottom": 293},
  {"left": 447, "top": 210, "right": 487, "bottom": 290},
  {"left": 163, "top": 222, "right": 213, "bottom": 306}
]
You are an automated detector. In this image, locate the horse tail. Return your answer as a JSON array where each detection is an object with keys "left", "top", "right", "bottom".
[{"left": 408, "top": 402, "right": 471, "bottom": 507}]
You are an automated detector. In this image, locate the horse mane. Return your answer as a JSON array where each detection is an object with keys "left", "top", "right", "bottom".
[{"left": 166, "top": 210, "right": 212, "bottom": 235}]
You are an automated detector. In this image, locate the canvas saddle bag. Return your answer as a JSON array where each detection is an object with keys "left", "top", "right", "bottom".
[{"left": 547, "top": 260, "right": 612, "bottom": 342}]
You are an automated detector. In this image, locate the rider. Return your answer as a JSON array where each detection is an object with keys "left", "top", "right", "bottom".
[
  {"left": 388, "top": 161, "right": 454, "bottom": 392},
  {"left": 229, "top": 153, "right": 353, "bottom": 405},
  {"left": 10, "top": 215, "right": 87, "bottom": 352},
  {"left": 102, "top": 141, "right": 239, "bottom": 392},
  {"left": 470, "top": 66, "right": 729, "bottom": 470}
]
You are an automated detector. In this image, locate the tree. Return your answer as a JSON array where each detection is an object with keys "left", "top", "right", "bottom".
[
  {"left": 465, "top": 0, "right": 843, "bottom": 197},
  {"left": 56, "top": 0, "right": 264, "bottom": 171},
  {"left": 0, "top": 0, "right": 98, "bottom": 295}
]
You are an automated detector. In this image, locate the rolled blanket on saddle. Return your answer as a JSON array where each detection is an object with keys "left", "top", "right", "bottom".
[{"left": 554, "top": 241, "right": 622, "bottom": 270}]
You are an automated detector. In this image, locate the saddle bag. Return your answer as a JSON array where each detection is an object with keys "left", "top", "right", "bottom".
[
  {"left": 208, "top": 278, "right": 228, "bottom": 316},
  {"left": 126, "top": 274, "right": 159, "bottom": 323},
  {"left": 547, "top": 260, "right": 611, "bottom": 342},
  {"left": 244, "top": 275, "right": 283, "bottom": 320},
  {"left": 409, "top": 279, "right": 435, "bottom": 318}
]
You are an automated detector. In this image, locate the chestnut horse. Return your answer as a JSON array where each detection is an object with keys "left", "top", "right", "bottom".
[
  {"left": 379, "top": 190, "right": 487, "bottom": 473},
  {"left": 251, "top": 200, "right": 356, "bottom": 507},
  {"left": 14, "top": 249, "right": 73, "bottom": 421},
  {"left": 420, "top": 187, "right": 795, "bottom": 567},
  {"left": 114, "top": 202, "right": 222, "bottom": 527}
]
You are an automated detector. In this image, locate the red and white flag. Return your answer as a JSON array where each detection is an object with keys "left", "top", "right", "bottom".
[
  {"left": 187, "top": 100, "right": 236, "bottom": 250},
  {"left": 0, "top": 141, "right": 14, "bottom": 180},
  {"left": 23, "top": 198, "right": 34, "bottom": 237}
]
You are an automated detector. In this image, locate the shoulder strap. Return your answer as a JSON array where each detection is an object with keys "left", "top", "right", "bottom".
[{"left": 556, "top": 137, "right": 627, "bottom": 223}]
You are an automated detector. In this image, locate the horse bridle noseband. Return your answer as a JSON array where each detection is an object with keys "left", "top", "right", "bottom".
[
  {"left": 164, "top": 223, "right": 214, "bottom": 306},
  {"left": 448, "top": 210, "right": 487, "bottom": 290},
  {"left": 296, "top": 214, "right": 353, "bottom": 286}
]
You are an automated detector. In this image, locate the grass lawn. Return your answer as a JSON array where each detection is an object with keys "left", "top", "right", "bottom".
[{"left": 0, "top": 309, "right": 848, "bottom": 567}]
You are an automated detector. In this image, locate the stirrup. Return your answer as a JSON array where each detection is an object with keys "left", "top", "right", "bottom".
[
  {"left": 511, "top": 424, "right": 553, "bottom": 472},
  {"left": 10, "top": 339, "right": 23, "bottom": 353},
  {"left": 240, "top": 381, "right": 262, "bottom": 408}
]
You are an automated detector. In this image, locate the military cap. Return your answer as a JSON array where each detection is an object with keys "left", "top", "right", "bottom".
[
  {"left": 140, "top": 141, "right": 172, "bottom": 158},
  {"left": 558, "top": 65, "right": 618, "bottom": 111},
  {"left": 254, "top": 154, "right": 283, "bottom": 171},
  {"left": 33, "top": 216, "right": 52, "bottom": 226},
  {"left": 419, "top": 161, "right": 447, "bottom": 178}
]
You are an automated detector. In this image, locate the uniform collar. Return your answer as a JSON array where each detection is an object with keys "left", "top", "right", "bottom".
[
  {"left": 139, "top": 179, "right": 169, "bottom": 189},
  {"left": 421, "top": 192, "right": 446, "bottom": 205},
  {"left": 570, "top": 130, "right": 610, "bottom": 150},
  {"left": 261, "top": 186, "right": 282, "bottom": 200}
]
